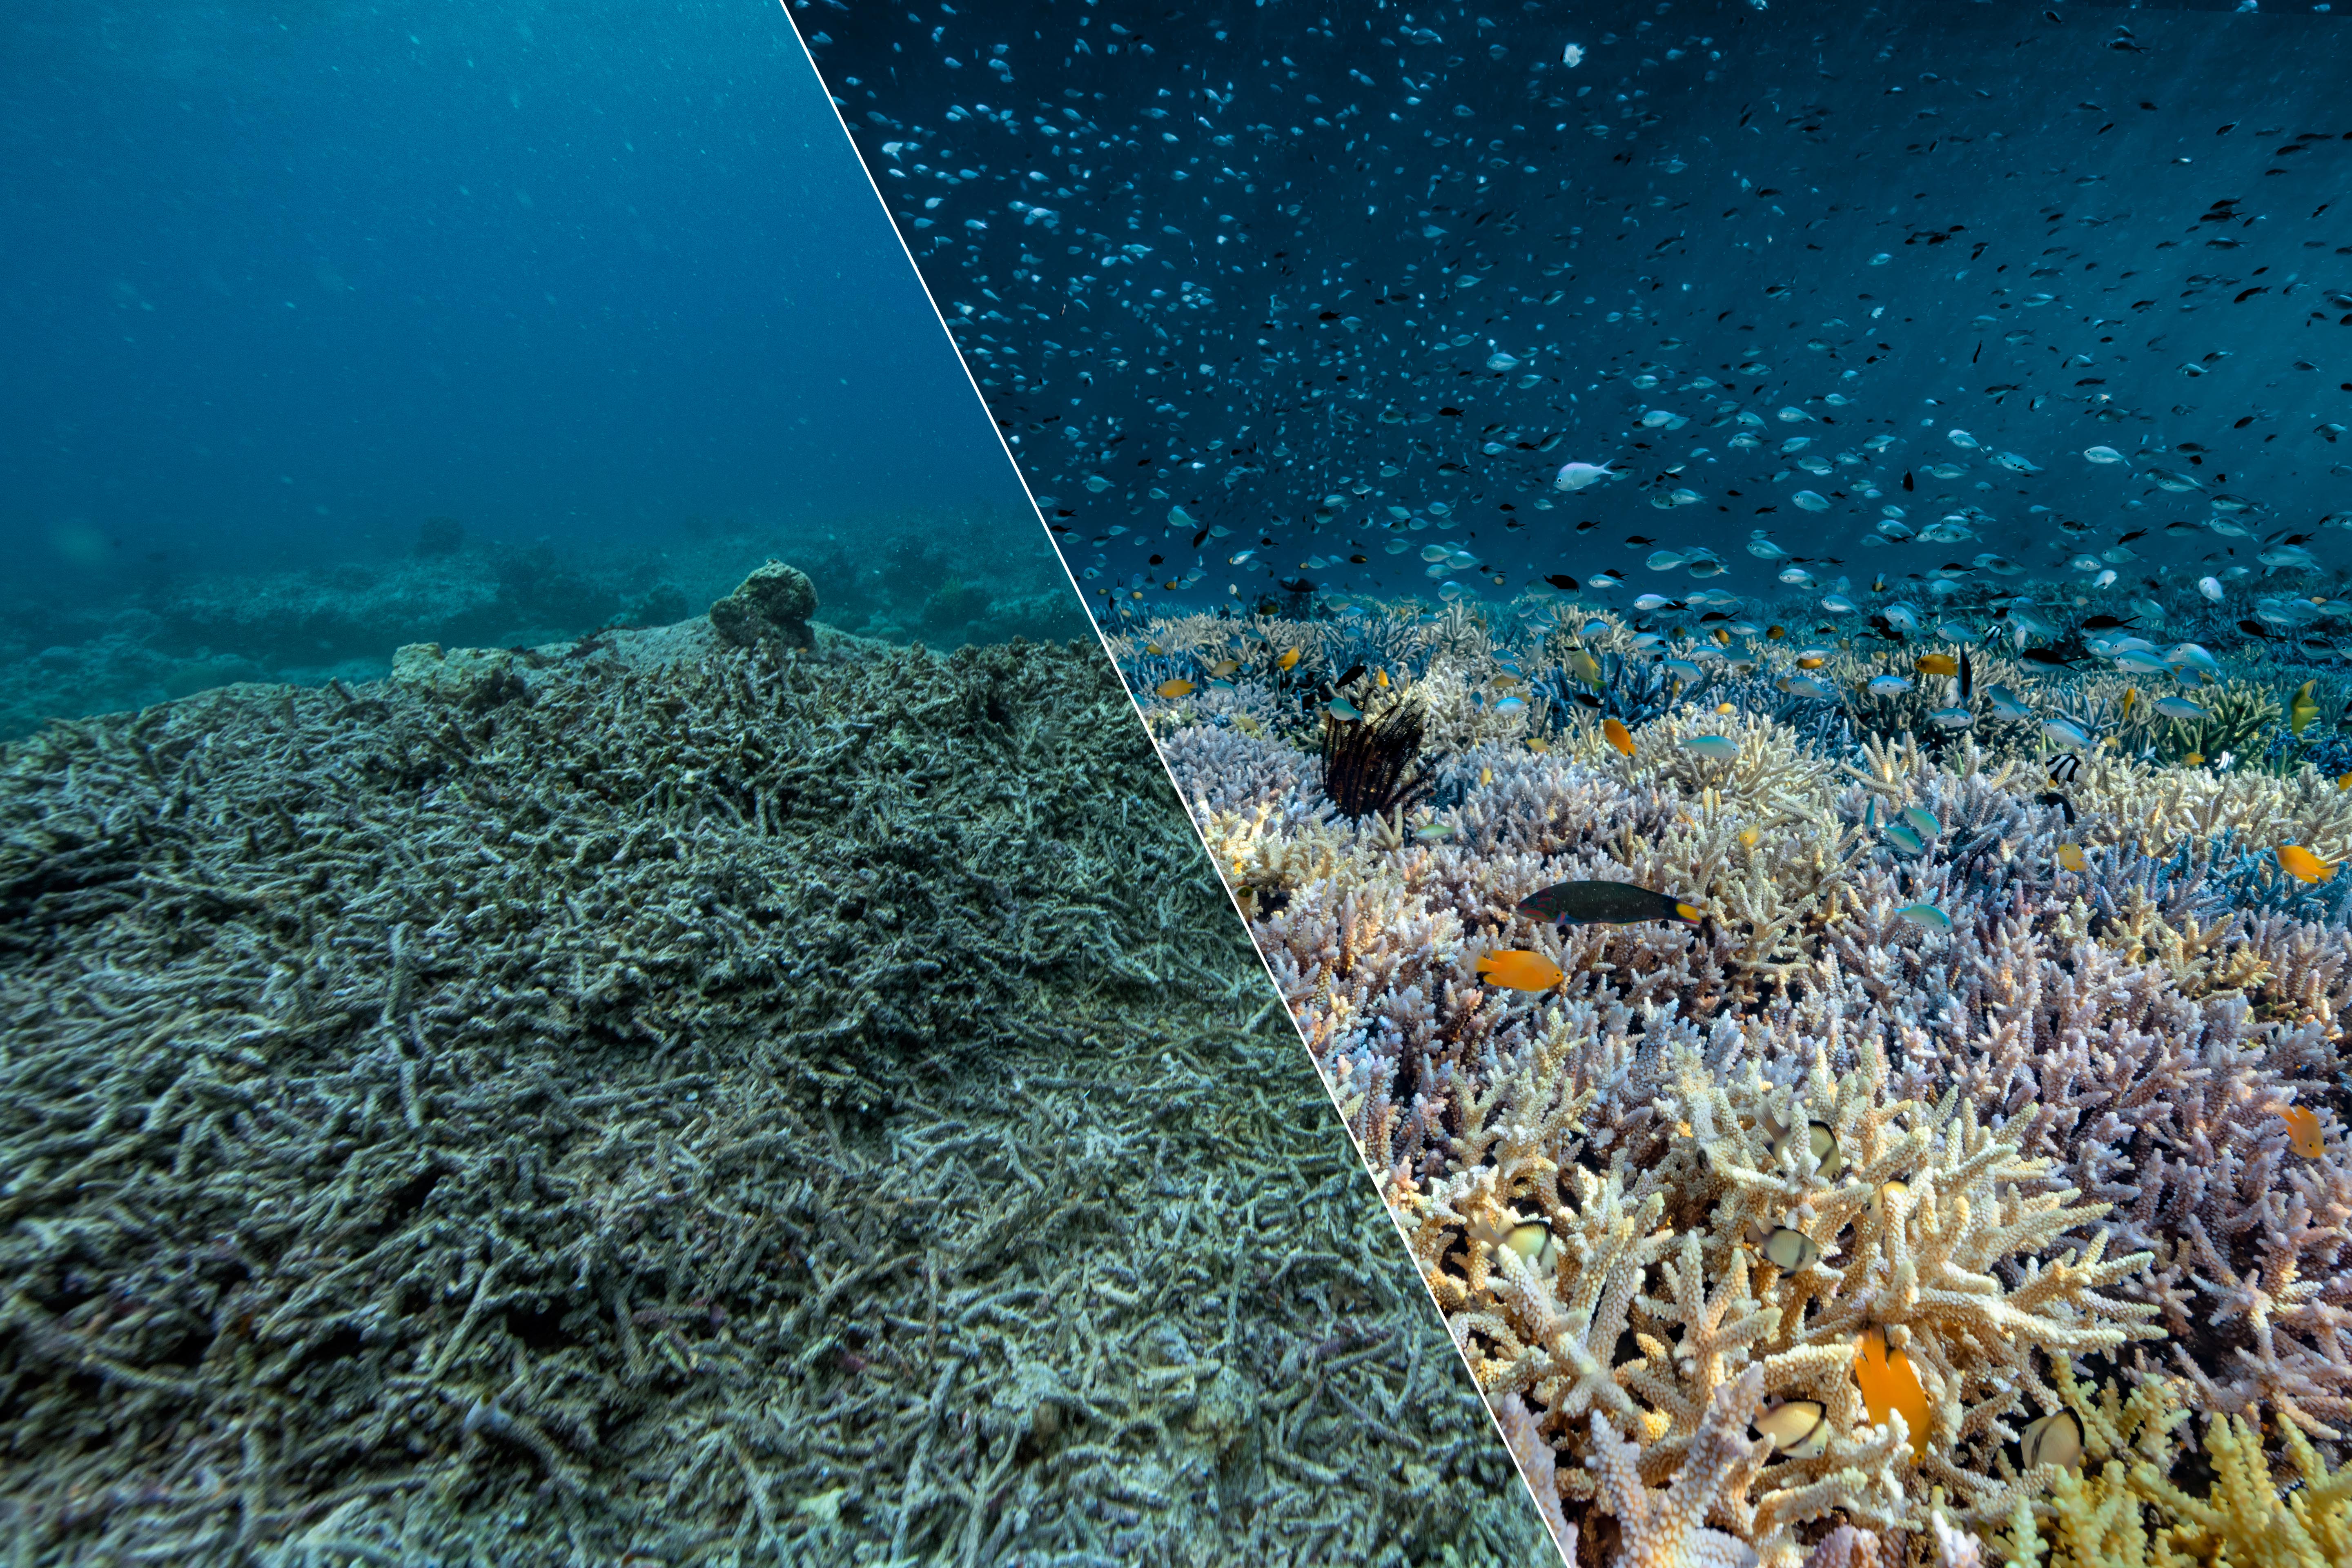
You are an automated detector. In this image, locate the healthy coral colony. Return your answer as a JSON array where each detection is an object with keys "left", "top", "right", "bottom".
[{"left": 1123, "top": 592, "right": 2352, "bottom": 1567}]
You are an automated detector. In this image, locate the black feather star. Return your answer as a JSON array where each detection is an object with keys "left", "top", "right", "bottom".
[{"left": 1319, "top": 702, "right": 1428, "bottom": 820}]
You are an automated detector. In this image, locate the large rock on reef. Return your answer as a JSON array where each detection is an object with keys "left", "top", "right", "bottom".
[{"left": 708, "top": 559, "right": 817, "bottom": 650}]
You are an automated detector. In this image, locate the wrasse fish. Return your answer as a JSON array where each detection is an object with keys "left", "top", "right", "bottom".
[
  {"left": 1474, "top": 949, "right": 1566, "bottom": 991},
  {"left": 1516, "top": 880, "right": 1702, "bottom": 928}
]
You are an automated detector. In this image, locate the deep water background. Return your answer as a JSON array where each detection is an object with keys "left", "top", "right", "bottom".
[
  {"left": 0, "top": 0, "right": 1080, "bottom": 739},
  {"left": 796, "top": 0, "right": 2352, "bottom": 633}
]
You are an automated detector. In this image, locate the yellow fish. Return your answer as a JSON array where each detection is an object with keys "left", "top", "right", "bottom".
[
  {"left": 2279, "top": 845, "right": 2336, "bottom": 884},
  {"left": 1567, "top": 648, "right": 1604, "bottom": 686},
  {"left": 1711, "top": 626, "right": 1732, "bottom": 646},
  {"left": 1602, "top": 717, "right": 1635, "bottom": 757},
  {"left": 2056, "top": 843, "right": 2086, "bottom": 873},
  {"left": 1914, "top": 653, "right": 1958, "bottom": 677},
  {"left": 1475, "top": 949, "right": 1566, "bottom": 991},
  {"left": 1207, "top": 658, "right": 1241, "bottom": 679},
  {"left": 2121, "top": 686, "right": 2137, "bottom": 720},
  {"left": 1276, "top": 646, "right": 1302, "bottom": 673},
  {"left": 2282, "top": 1105, "right": 2325, "bottom": 1158},
  {"left": 1855, "top": 1328, "right": 1931, "bottom": 1461},
  {"left": 2291, "top": 679, "right": 2321, "bottom": 737},
  {"left": 2184, "top": 751, "right": 2205, "bottom": 767},
  {"left": 1479, "top": 766, "right": 1492, "bottom": 786},
  {"left": 1526, "top": 736, "right": 1551, "bottom": 754},
  {"left": 1796, "top": 652, "right": 1828, "bottom": 670},
  {"left": 1145, "top": 642, "right": 1164, "bottom": 655},
  {"left": 1154, "top": 678, "right": 1195, "bottom": 699},
  {"left": 2339, "top": 773, "right": 2352, "bottom": 792},
  {"left": 1375, "top": 668, "right": 1390, "bottom": 688},
  {"left": 1766, "top": 624, "right": 1786, "bottom": 640}
]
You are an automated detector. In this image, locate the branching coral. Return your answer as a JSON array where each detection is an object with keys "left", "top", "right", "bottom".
[{"left": 1151, "top": 621, "right": 2352, "bottom": 1563}]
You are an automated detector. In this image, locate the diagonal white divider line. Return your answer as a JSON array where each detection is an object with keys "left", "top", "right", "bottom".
[{"left": 772, "top": 12, "right": 1566, "bottom": 1561}]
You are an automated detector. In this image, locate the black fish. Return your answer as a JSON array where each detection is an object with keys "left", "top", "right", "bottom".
[
  {"left": 2081, "top": 614, "right": 2136, "bottom": 630},
  {"left": 1959, "top": 648, "right": 1975, "bottom": 705},
  {"left": 1334, "top": 663, "right": 1367, "bottom": 690},
  {"left": 2021, "top": 648, "right": 2077, "bottom": 668},
  {"left": 2036, "top": 789, "right": 2078, "bottom": 825},
  {"left": 2239, "top": 619, "right": 2276, "bottom": 639},
  {"left": 1572, "top": 692, "right": 1604, "bottom": 709},
  {"left": 1517, "top": 880, "right": 1702, "bottom": 927},
  {"left": 1545, "top": 573, "right": 1579, "bottom": 591}
]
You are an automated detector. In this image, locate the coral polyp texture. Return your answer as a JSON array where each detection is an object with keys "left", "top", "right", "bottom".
[
  {"left": 0, "top": 580, "right": 1542, "bottom": 1564},
  {"left": 1131, "top": 596, "right": 2352, "bottom": 1567}
]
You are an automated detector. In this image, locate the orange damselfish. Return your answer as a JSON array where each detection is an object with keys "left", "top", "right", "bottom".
[
  {"left": 2282, "top": 1105, "right": 2325, "bottom": 1158},
  {"left": 2278, "top": 845, "right": 2336, "bottom": 884},
  {"left": 1602, "top": 717, "right": 1635, "bottom": 757},
  {"left": 1914, "top": 654, "right": 1958, "bottom": 677},
  {"left": 1474, "top": 950, "right": 1566, "bottom": 991},
  {"left": 1854, "top": 1328, "right": 1930, "bottom": 1461}
]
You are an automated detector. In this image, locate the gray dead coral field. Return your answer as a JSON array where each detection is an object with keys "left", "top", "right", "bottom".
[{"left": 0, "top": 624, "right": 1539, "bottom": 1568}]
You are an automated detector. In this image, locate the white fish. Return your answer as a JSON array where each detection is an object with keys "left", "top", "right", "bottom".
[
  {"left": 1485, "top": 351, "right": 1521, "bottom": 373},
  {"left": 1882, "top": 601, "right": 1922, "bottom": 633},
  {"left": 1990, "top": 451, "right": 2042, "bottom": 474},
  {"left": 2146, "top": 467, "right": 2204, "bottom": 492},
  {"left": 2083, "top": 445, "right": 2127, "bottom": 464},
  {"left": 1555, "top": 461, "right": 1615, "bottom": 492},
  {"left": 1947, "top": 428, "right": 1981, "bottom": 450},
  {"left": 1646, "top": 550, "right": 1687, "bottom": 571},
  {"left": 1633, "top": 592, "right": 1679, "bottom": 610},
  {"left": 1562, "top": 41, "right": 1586, "bottom": 65},
  {"left": 2261, "top": 544, "right": 2321, "bottom": 575},
  {"left": 1778, "top": 565, "right": 1816, "bottom": 587},
  {"left": 1746, "top": 530, "right": 1791, "bottom": 560},
  {"left": 1821, "top": 593, "right": 1858, "bottom": 613},
  {"left": 2197, "top": 575, "right": 2226, "bottom": 602},
  {"left": 1986, "top": 684, "right": 2033, "bottom": 721},
  {"left": 1793, "top": 490, "right": 1831, "bottom": 512},
  {"left": 2042, "top": 716, "right": 2091, "bottom": 748}
]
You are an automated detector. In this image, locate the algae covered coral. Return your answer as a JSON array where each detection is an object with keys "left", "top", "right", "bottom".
[
  {"left": 0, "top": 581, "right": 1544, "bottom": 1565},
  {"left": 1137, "top": 597, "right": 2352, "bottom": 1566}
]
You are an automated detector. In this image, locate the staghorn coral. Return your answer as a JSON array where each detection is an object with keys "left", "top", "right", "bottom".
[{"left": 1149, "top": 610, "right": 2352, "bottom": 1563}]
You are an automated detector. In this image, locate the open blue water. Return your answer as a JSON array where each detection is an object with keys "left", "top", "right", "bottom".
[
  {"left": 795, "top": 0, "right": 2352, "bottom": 648},
  {"left": 0, "top": 0, "right": 1077, "bottom": 739}
]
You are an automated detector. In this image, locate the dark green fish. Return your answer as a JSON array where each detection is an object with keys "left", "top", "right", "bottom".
[{"left": 1515, "top": 880, "right": 1702, "bottom": 927}]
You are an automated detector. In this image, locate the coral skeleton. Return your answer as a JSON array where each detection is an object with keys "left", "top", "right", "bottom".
[{"left": 0, "top": 597, "right": 1540, "bottom": 1564}]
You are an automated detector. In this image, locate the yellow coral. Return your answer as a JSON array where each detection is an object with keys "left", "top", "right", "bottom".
[{"left": 1992, "top": 1371, "right": 2352, "bottom": 1568}]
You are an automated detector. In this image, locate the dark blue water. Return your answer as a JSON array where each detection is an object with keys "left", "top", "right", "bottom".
[
  {"left": 0, "top": 0, "right": 1073, "bottom": 738},
  {"left": 795, "top": 0, "right": 2352, "bottom": 644}
]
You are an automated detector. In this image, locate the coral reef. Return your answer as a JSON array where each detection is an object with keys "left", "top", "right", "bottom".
[
  {"left": 0, "top": 507, "right": 1091, "bottom": 743},
  {"left": 0, "top": 622, "right": 1539, "bottom": 1564},
  {"left": 1137, "top": 592, "right": 2352, "bottom": 1566}
]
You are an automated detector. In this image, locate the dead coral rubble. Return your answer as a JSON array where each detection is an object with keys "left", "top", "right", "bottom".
[{"left": 0, "top": 627, "right": 1538, "bottom": 1566}]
